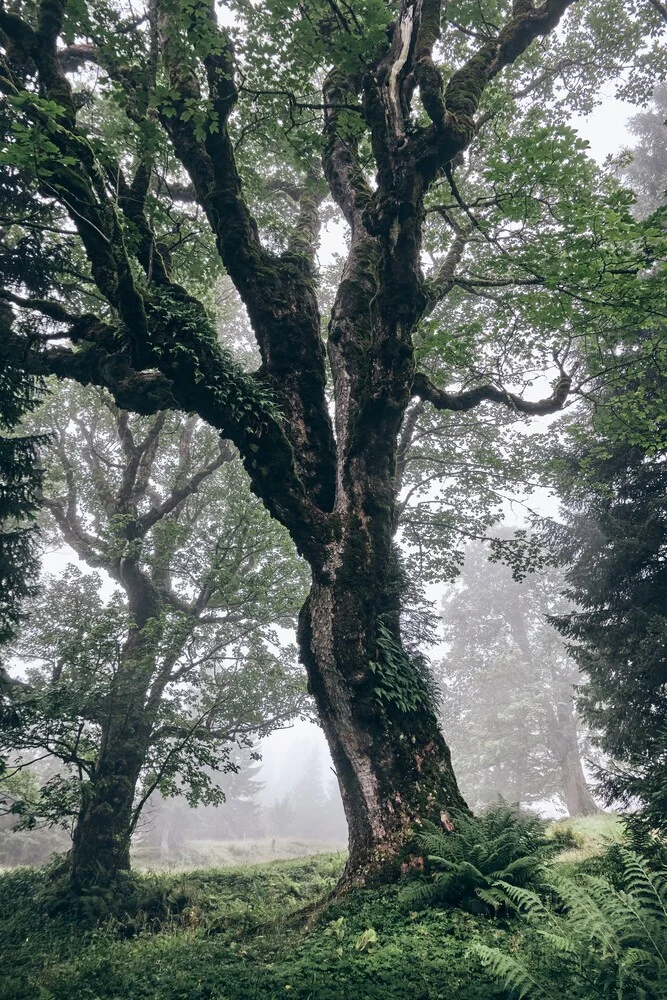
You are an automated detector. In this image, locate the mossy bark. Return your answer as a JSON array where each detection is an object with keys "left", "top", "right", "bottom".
[
  {"left": 68, "top": 560, "right": 161, "bottom": 890},
  {"left": 299, "top": 564, "right": 467, "bottom": 883}
]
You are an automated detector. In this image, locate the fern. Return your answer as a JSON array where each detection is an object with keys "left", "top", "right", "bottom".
[
  {"left": 471, "top": 943, "right": 559, "bottom": 1000},
  {"left": 401, "top": 800, "right": 553, "bottom": 915},
  {"left": 470, "top": 848, "right": 667, "bottom": 999}
]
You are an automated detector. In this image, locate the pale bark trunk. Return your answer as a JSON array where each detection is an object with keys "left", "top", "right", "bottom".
[{"left": 561, "top": 749, "right": 599, "bottom": 818}]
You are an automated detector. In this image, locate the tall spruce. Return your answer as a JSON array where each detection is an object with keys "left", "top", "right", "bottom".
[
  {"left": 546, "top": 437, "right": 667, "bottom": 823},
  {"left": 0, "top": 364, "right": 43, "bottom": 653}
]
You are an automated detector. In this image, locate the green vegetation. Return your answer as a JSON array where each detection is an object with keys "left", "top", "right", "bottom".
[
  {"left": 401, "top": 803, "right": 553, "bottom": 915},
  {"left": 547, "top": 814, "right": 624, "bottom": 864},
  {"left": 474, "top": 848, "right": 667, "bottom": 999},
  {"left": 2, "top": 824, "right": 664, "bottom": 1000},
  {"left": 131, "top": 838, "right": 347, "bottom": 871},
  {"left": 0, "top": 854, "right": 508, "bottom": 1000}
]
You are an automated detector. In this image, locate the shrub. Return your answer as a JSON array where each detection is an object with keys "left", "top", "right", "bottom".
[
  {"left": 401, "top": 801, "right": 554, "bottom": 915},
  {"left": 546, "top": 822, "right": 584, "bottom": 851}
]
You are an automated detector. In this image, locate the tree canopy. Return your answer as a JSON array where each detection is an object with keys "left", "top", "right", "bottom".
[{"left": 1, "top": 383, "right": 306, "bottom": 886}]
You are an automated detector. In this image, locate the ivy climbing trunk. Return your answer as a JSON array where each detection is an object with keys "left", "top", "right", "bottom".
[
  {"left": 297, "top": 326, "right": 469, "bottom": 878},
  {"left": 299, "top": 572, "right": 467, "bottom": 882}
]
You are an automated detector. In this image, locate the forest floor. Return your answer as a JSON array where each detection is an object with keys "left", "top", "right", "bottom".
[{"left": 0, "top": 815, "right": 621, "bottom": 1000}]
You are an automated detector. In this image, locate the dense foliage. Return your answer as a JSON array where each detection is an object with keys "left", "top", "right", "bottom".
[
  {"left": 401, "top": 802, "right": 553, "bottom": 915},
  {"left": 545, "top": 434, "right": 667, "bottom": 829},
  {"left": 0, "top": 383, "right": 307, "bottom": 887},
  {"left": 475, "top": 848, "right": 667, "bottom": 999},
  {"left": 0, "top": 365, "right": 43, "bottom": 652}
]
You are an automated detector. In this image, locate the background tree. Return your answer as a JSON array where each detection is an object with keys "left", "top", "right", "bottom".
[
  {"left": 539, "top": 90, "right": 667, "bottom": 828},
  {"left": 1, "top": 384, "right": 306, "bottom": 888},
  {"left": 1, "top": 0, "right": 665, "bottom": 880},
  {"left": 140, "top": 744, "right": 266, "bottom": 857},
  {"left": 617, "top": 82, "right": 667, "bottom": 219},
  {"left": 438, "top": 539, "right": 598, "bottom": 816},
  {"left": 545, "top": 435, "right": 667, "bottom": 826}
]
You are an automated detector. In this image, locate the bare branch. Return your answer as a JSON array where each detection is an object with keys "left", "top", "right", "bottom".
[{"left": 412, "top": 370, "right": 572, "bottom": 415}]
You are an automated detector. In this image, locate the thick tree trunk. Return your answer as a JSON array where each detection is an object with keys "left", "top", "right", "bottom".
[
  {"left": 560, "top": 749, "right": 599, "bottom": 817},
  {"left": 69, "top": 744, "right": 144, "bottom": 888},
  {"left": 298, "top": 532, "right": 468, "bottom": 883}
]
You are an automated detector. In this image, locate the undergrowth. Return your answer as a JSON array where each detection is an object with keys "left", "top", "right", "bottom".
[
  {"left": 0, "top": 854, "right": 509, "bottom": 1000},
  {"left": 473, "top": 847, "right": 667, "bottom": 999},
  {"left": 2, "top": 824, "right": 664, "bottom": 1000},
  {"left": 401, "top": 802, "right": 554, "bottom": 915}
]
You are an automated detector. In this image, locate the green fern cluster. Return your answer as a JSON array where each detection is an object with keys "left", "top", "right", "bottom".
[
  {"left": 401, "top": 801, "right": 553, "bottom": 915},
  {"left": 472, "top": 847, "right": 667, "bottom": 999}
]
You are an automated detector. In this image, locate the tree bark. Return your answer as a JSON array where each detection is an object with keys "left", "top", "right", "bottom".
[
  {"left": 298, "top": 458, "right": 468, "bottom": 881},
  {"left": 68, "top": 558, "right": 160, "bottom": 888},
  {"left": 560, "top": 749, "right": 599, "bottom": 818},
  {"left": 554, "top": 688, "right": 599, "bottom": 818},
  {"left": 69, "top": 743, "right": 145, "bottom": 888}
]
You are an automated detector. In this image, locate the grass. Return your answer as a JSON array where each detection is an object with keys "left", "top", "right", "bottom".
[
  {"left": 547, "top": 812, "right": 623, "bottom": 864},
  {"left": 131, "top": 837, "right": 347, "bottom": 871},
  {"left": 0, "top": 853, "right": 516, "bottom": 1000},
  {"left": 0, "top": 814, "right": 623, "bottom": 1000}
]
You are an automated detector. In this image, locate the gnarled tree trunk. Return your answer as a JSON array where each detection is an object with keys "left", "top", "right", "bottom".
[
  {"left": 299, "top": 557, "right": 466, "bottom": 881},
  {"left": 2, "top": 0, "right": 577, "bottom": 888},
  {"left": 70, "top": 742, "right": 145, "bottom": 888}
]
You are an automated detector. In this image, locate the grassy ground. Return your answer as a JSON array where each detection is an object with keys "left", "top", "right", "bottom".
[
  {"left": 0, "top": 815, "right": 621, "bottom": 1000},
  {"left": 0, "top": 854, "right": 519, "bottom": 1000},
  {"left": 131, "top": 837, "right": 347, "bottom": 871},
  {"left": 547, "top": 812, "right": 623, "bottom": 863}
]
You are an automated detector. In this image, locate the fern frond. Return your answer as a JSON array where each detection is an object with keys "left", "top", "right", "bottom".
[
  {"left": 470, "top": 943, "right": 559, "bottom": 1000},
  {"left": 492, "top": 881, "right": 549, "bottom": 918},
  {"left": 619, "top": 848, "right": 667, "bottom": 922}
]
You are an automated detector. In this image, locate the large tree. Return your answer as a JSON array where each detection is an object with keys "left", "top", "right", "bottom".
[
  {"left": 1, "top": 0, "right": 665, "bottom": 881},
  {"left": 2, "top": 384, "right": 306, "bottom": 888},
  {"left": 438, "top": 540, "right": 598, "bottom": 817}
]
